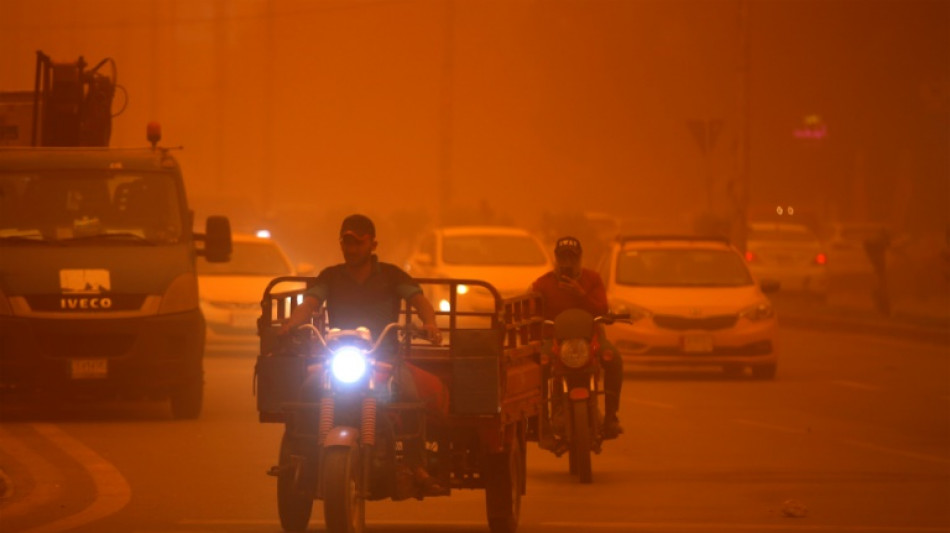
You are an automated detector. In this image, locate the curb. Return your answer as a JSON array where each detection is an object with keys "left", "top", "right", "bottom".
[
  {"left": 0, "top": 467, "right": 12, "bottom": 500},
  {"left": 778, "top": 312, "right": 950, "bottom": 346}
]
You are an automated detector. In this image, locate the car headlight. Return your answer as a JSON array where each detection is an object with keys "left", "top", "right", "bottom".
[
  {"left": 559, "top": 339, "right": 590, "bottom": 368},
  {"left": 740, "top": 302, "right": 774, "bottom": 321},
  {"left": 610, "top": 300, "right": 653, "bottom": 322},
  {"left": 330, "top": 346, "right": 368, "bottom": 384}
]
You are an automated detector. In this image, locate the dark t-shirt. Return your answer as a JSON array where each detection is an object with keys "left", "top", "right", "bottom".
[{"left": 303, "top": 256, "right": 422, "bottom": 342}]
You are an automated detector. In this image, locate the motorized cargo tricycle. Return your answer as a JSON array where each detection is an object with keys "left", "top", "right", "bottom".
[{"left": 253, "top": 277, "right": 545, "bottom": 533}]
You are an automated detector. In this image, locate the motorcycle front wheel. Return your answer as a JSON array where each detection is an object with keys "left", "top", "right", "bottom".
[
  {"left": 277, "top": 431, "right": 314, "bottom": 532},
  {"left": 569, "top": 400, "right": 593, "bottom": 483},
  {"left": 323, "top": 445, "right": 365, "bottom": 533}
]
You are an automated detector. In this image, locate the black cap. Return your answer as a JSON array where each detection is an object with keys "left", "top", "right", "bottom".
[
  {"left": 340, "top": 214, "right": 375, "bottom": 240},
  {"left": 554, "top": 236, "right": 582, "bottom": 257}
]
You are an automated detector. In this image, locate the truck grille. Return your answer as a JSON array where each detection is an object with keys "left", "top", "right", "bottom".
[{"left": 41, "top": 334, "right": 136, "bottom": 359}]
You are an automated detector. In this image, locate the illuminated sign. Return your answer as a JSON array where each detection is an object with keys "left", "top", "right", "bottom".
[{"left": 794, "top": 114, "right": 827, "bottom": 140}]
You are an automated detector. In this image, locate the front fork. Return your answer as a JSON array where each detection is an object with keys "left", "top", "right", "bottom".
[{"left": 313, "top": 395, "right": 378, "bottom": 500}]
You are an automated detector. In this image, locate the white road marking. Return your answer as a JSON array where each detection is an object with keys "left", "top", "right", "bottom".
[
  {"left": 732, "top": 417, "right": 950, "bottom": 466},
  {"left": 179, "top": 518, "right": 950, "bottom": 532},
  {"left": 21, "top": 423, "right": 131, "bottom": 533},
  {"left": 0, "top": 425, "right": 63, "bottom": 520},
  {"left": 542, "top": 521, "right": 950, "bottom": 531},
  {"left": 842, "top": 439, "right": 950, "bottom": 466},
  {"left": 629, "top": 397, "right": 676, "bottom": 409},
  {"left": 732, "top": 418, "right": 804, "bottom": 434},
  {"left": 830, "top": 380, "right": 883, "bottom": 391}
]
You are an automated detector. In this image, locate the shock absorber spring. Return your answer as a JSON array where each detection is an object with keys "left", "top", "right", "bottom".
[
  {"left": 361, "top": 397, "right": 377, "bottom": 447},
  {"left": 318, "top": 396, "right": 334, "bottom": 445}
]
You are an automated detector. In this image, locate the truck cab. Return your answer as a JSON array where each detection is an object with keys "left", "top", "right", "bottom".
[{"left": 0, "top": 145, "right": 231, "bottom": 418}]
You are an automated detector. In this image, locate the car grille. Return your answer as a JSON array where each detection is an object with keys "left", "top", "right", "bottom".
[{"left": 653, "top": 314, "right": 738, "bottom": 331}]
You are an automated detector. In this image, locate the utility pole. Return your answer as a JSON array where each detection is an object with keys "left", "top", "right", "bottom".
[
  {"left": 437, "top": 0, "right": 455, "bottom": 225},
  {"left": 262, "top": 0, "right": 275, "bottom": 216},
  {"left": 734, "top": 0, "right": 751, "bottom": 253}
]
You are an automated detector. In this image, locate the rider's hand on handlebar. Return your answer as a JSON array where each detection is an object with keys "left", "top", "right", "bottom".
[{"left": 422, "top": 322, "right": 443, "bottom": 346}]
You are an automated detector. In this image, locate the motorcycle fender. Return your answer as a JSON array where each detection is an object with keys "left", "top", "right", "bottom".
[
  {"left": 568, "top": 388, "right": 590, "bottom": 401},
  {"left": 322, "top": 426, "right": 360, "bottom": 448}
]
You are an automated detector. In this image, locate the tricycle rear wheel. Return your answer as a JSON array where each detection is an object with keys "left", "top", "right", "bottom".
[
  {"left": 277, "top": 431, "right": 314, "bottom": 532},
  {"left": 484, "top": 435, "right": 523, "bottom": 533}
]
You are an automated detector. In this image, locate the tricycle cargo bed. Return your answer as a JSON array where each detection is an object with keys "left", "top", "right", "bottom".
[{"left": 254, "top": 277, "right": 545, "bottom": 425}]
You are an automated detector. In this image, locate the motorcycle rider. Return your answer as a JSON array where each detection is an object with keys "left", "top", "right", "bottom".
[
  {"left": 531, "top": 236, "right": 624, "bottom": 438},
  {"left": 278, "top": 213, "right": 446, "bottom": 495}
]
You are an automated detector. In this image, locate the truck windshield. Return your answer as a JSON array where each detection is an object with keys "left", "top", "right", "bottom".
[{"left": 0, "top": 171, "right": 184, "bottom": 244}]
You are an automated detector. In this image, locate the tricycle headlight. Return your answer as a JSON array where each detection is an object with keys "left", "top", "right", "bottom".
[
  {"left": 330, "top": 346, "right": 368, "bottom": 384},
  {"left": 740, "top": 302, "right": 774, "bottom": 321},
  {"left": 559, "top": 339, "right": 590, "bottom": 368}
]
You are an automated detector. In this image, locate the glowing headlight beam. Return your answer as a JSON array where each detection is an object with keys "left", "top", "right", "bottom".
[{"left": 330, "top": 346, "right": 368, "bottom": 384}]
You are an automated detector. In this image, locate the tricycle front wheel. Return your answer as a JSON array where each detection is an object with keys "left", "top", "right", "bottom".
[{"left": 323, "top": 445, "right": 365, "bottom": 533}]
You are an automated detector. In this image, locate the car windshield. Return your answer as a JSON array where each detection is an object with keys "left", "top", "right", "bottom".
[
  {"left": 197, "top": 241, "right": 291, "bottom": 276},
  {"left": 0, "top": 171, "right": 184, "bottom": 244},
  {"left": 442, "top": 234, "right": 548, "bottom": 266},
  {"left": 616, "top": 248, "right": 754, "bottom": 287}
]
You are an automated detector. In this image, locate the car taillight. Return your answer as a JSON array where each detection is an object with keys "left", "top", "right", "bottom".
[
  {"left": 814, "top": 252, "right": 827, "bottom": 265},
  {"left": 745, "top": 251, "right": 757, "bottom": 262}
]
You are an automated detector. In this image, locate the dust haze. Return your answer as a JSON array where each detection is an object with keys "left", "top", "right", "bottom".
[{"left": 1, "top": 0, "right": 947, "bottom": 270}]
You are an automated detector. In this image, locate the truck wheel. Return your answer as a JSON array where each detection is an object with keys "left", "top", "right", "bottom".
[
  {"left": 169, "top": 379, "right": 203, "bottom": 420},
  {"left": 569, "top": 400, "right": 592, "bottom": 484},
  {"left": 484, "top": 436, "right": 522, "bottom": 533},
  {"left": 752, "top": 364, "right": 777, "bottom": 380},
  {"left": 323, "top": 446, "right": 364, "bottom": 533},
  {"left": 277, "top": 431, "right": 314, "bottom": 532}
]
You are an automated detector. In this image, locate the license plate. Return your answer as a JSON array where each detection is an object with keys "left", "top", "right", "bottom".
[
  {"left": 71, "top": 358, "right": 108, "bottom": 379},
  {"left": 682, "top": 334, "right": 713, "bottom": 353}
]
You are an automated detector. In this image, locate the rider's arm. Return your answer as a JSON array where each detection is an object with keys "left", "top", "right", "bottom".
[
  {"left": 585, "top": 273, "right": 609, "bottom": 316},
  {"left": 407, "top": 292, "right": 442, "bottom": 345},
  {"left": 278, "top": 294, "right": 322, "bottom": 335}
]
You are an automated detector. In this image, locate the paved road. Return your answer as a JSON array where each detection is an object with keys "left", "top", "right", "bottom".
[{"left": 1, "top": 326, "right": 948, "bottom": 533}]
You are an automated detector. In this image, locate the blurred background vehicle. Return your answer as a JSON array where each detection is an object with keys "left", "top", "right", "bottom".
[
  {"left": 601, "top": 235, "right": 779, "bottom": 379},
  {"left": 405, "top": 226, "right": 552, "bottom": 320},
  {"left": 821, "top": 221, "right": 888, "bottom": 289},
  {"left": 744, "top": 221, "right": 829, "bottom": 301},
  {"left": 197, "top": 232, "right": 312, "bottom": 349}
]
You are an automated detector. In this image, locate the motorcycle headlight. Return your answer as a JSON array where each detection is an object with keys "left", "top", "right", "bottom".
[
  {"left": 740, "top": 302, "right": 774, "bottom": 321},
  {"left": 559, "top": 339, "right": 590, "bottom": 368},
  {"left": 330, "top": 346, "right": 368, "bottom": 384}
]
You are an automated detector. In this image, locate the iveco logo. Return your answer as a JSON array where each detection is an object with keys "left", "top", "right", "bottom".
[
  {"left": 59, "top": 269, "right": 112, "bottom": 310},
  {"left": 60, "top": 297, "right": 113, "bottom": 309}
]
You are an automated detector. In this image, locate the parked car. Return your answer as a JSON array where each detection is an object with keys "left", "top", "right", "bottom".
[
  {"left": 822, "top": 221, "right": 888, "bottom": 287},
  {"left": 745, "top": 221, "right": 829, "bottom": 299},
  {"left": 197, "top": 233, "right": 311, "bottom": 348},
  {"left": 600, "top": 235, "right": 779, "bottom": 379},
  {"left": 404, "top": 226, "right": 552, "bottom": 318}
]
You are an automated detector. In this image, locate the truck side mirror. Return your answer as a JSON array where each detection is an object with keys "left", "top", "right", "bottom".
[{"left": 198, "top": 215, "right": 232, "bottom": 263}]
